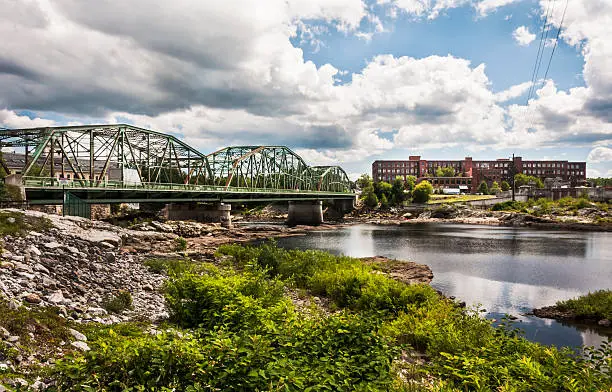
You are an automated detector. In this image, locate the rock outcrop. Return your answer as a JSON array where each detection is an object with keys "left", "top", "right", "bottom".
[{"left": 0, "top": 210, "right": 174, "bottom": 324}]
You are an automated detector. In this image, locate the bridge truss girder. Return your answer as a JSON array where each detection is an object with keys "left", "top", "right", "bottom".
[{"left": 0, "top": 124, "right": 352, "bottom": 194}]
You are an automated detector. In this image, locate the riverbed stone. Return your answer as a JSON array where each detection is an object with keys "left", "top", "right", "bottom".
[
  {"left": 24, "top": 293, "right": 42, "bottom": 304},
  {"left": 68, "top": 328, "right": 87, "bottom": 342},
  {"left": 70, "top": 341, "right": 90, "bottom": 351}
]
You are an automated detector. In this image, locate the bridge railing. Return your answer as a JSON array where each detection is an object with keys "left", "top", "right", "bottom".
[{"left": 21, "top": 176, "right": 354, "bottom": 195}]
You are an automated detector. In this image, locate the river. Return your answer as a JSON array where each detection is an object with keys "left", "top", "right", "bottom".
[{"left": 272, "top": 223, "right": 612, "bottom": 349}]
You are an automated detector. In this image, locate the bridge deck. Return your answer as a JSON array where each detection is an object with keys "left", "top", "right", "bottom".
[{"left": 24, "top": 178, "right": 355, "bottom": 204}]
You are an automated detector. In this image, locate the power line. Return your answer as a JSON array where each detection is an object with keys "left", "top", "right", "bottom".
[
  {"left": 525, "top": 0, "right": 556, "bottom": 105},
  {"left": 542, "top": 0, "right": 569, "bottom": 82}
]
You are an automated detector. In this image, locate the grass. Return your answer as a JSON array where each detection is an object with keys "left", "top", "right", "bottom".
[
  {"left": 0, "top": 210, "right": 53, "bottom": 236},
  {"left": 101, "top": 290, "right": 133, "bottom": 314},
  {"left": 427, "top": 194, "right": 495, "bottom": 204},
  {"left": 143, "top": 257, "right": 191, "bottom": 275},
  {"left": 555, "top": 290, "right": 612, "bottom": 320},
  {"left": 0, "top": 298, "right": 73, "bottom": 383}
]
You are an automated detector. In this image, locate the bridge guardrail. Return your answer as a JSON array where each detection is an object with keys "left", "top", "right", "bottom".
[{"left": 21, "top": 177, "right": 354, "bottom": 195}]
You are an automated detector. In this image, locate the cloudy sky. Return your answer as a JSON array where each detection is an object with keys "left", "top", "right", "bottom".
[{"left": 1, "top": 0, "right": 611, "bottom": 179}]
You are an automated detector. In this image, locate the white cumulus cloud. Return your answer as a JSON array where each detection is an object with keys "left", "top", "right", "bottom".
[
  {"left": 587, "top": 146, "right": 612, "bottom": 163},
  {"left": 513, "top": 26, "right": 536, "bottom": 46}
]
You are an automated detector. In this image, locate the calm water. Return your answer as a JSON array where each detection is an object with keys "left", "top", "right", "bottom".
[{"left": 273, "top": 223, "right": 612, "bottom": 348}]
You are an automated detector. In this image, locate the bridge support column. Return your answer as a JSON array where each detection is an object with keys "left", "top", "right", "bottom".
[
  {"left": 164, "top": 203, "right": 232, "bottom": 228},
  {"left": 4, "top": 174, "right": 26, "bottom": 201},
  {"left": 287, "top": 201, "right": 323, "bottom": 226},
  {"left": 325, "top": 198, "right": 356, "bottom": 219}
]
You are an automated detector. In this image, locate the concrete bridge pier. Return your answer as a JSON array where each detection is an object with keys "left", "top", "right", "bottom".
[
  {"left": 164, "top": 202, "right": 232, "bottom": 228},
  {"left": 287, "top": 201, "right": 323, "bottom": 226}
]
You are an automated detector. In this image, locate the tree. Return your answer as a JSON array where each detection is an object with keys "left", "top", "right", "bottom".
[
  {"left": 380, "top": 193, "right": 389, "bottom": 208},
  {"left": 490, "top": 181, "right": 501, "bottom": 194},
  {"left": 391, "top": 176, "right": 405, "bottom": 205},
  {"left": 435, "top": 166, "right": 455, "bottom": 177},
  {"left": 501, "top": 180, "right": 510, "bottom": 191},
  {"left": 405, "top": 175, "right": 417, "bottom": 192},
  {"left": 514, "top": 174, "right": 529, "bottom": 187},
  {"left": 374, "top": 181, "right": 392, "bottom": 200},
  {"left": 412, "top": 180, "right": 433, "bottom": 203},
  {"left": 360, "top": 183, "right": 378, "bottom": 208},
  {"left": 514, "top": 173, "right": 544, "bottom": 189},
  {"left": 478, "top": 181, "right": 489, "bottom": 195},
  {"left": 589, "top": 177, "right": 612, "bottom": 187},
  {"left": 356, "top": 174, "right": 373, "bottom": 190}
]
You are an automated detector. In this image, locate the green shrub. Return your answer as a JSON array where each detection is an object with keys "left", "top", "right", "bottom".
[
  {"left": 53, "top": 312, "right": 399, "bottom": 392},
  {"left": 164, "top": 265, "right": 288, "bottom": 331},
  {"left": 491, "top": 200, "right": 525, "bottom": 211},
  {"left": 102, "top": 290, "right": 133, "bottom": 314},
  {"left": 555, "top": 290, "right": 612, "bottom": 320},
  {"left": 218, "top": 243, "right": 439, "bottom": 313},
  {"left": 143, "top": 257, "right": 190, "bottom": 275},
  {"left": 174, "top": 236, "right": 187, "bottom": 251},
  {"left": 477, "top": 181, "right": 489, "bottom": 195},
  {"left": 412, "top": 181, "right": 433, "bottom": 203}
]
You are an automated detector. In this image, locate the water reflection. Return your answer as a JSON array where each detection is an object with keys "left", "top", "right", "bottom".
[{"left": 275, "top": 223, "right": 612, "bottom": 348}]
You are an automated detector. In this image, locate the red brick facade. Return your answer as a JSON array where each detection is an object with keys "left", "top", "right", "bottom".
[{"left": 372, "top": 156, "right": 587, "bottom": 193}]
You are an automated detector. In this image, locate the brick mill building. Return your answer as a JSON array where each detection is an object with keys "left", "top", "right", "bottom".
[{"left": 372, "top": 156, "right": 587, "bottom": 193}]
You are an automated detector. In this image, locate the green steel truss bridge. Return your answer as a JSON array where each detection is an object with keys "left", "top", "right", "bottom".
[{"left": 0, "top": 124, "right": 354, "bottom": 204}]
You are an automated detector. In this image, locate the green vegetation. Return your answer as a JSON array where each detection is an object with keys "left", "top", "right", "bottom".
[
  {"left": 489, "top": 181, "right": 501, "bottom": 194},
  {"left": 0, "top": 298, "right": 74, "bottom": 383},
  {"left": 514, "top": 173, "right": 544, "bottom": 188},
  {"left": 357, "top": 174, "right": 379, "bottom": 208},
  {"left": 405, "top": 175, "right": 417, "bottom": 192},
  {"left": 0, "top": 183, "right": 23, "bottom": 202},
  {"left": 491, "top": 196, "right": 609, "bottom": 218},
  {"left": 428, "top": 194, "right": 495, "bottom": 204},
  {"left": 501, "top": 180, "right": 511, "bottom": 191},
  {"left": 555, "top": 290, "right": 612, "bottom": 320},
  {"left": 174, "top": 236, "right": 188, "bottom": 251},
  {"left": 412, "top": 180, "right": 433, "bottom": 203},
  {"left": 0, "top": 210, "right": 52, "bottom": 236},
  {"left": 391, "top": 176, "right": 406, "bottom": 205},
  {"left": 357, "top": 174, "right": 407, "bottom": 208},
  {"left": 13, "top": 243, "right": 610, "bottom": 391},
  {"left": 143, "top": 257, "right": 191, "bottom": 275},
  {"left": 435, "top": 166, "right": 455, "bottom": 177},
  {"left": 102, "top": 290, "right": 134, "bottom": 314},
  {"left": 477, "top": 181, "right": 489, "bottom": 195},
  {"left": 588, "top": 177, "right": 612, "bottom": 187}
]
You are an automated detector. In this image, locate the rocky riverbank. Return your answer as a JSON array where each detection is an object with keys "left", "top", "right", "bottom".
[
  {"left": 345, "top": 202, "right": 612, "bottom": 231},
  {"left": 532, "top": 290, "right": 612, "bottom": 328},
  {"left": 0, "top": 209, "right": 435, "bottom": 389}
]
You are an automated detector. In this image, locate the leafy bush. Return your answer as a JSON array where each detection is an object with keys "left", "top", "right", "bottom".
[
  {"left": 477, "top": 181, "right": 489, "bottom": 195},
  {"left": 555, "top": 290, "right": 612, "bottom": 320},
  {"left": 164, "top": 265, "right": 289, "bottom": 331},
  {"left": 218, "top": 243, "right": 439, "bottom": 313},
  {"left": 102, "top": 290, "right": 133, "bottom": 314},
  {"left": 143, "top": 257, "right": 190, "bottom": 275},
  {"left": 412, "top": 181, "right": 433, "bottom": 203},
  {"left": 53, "top": 313, "right": 399, "bottom": 392},
  {"left": 491, "top": 200, "right": 525, "bottom": 211},
  {"left": 174, "top": 236, "right": 187, "bottom": 251}
]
